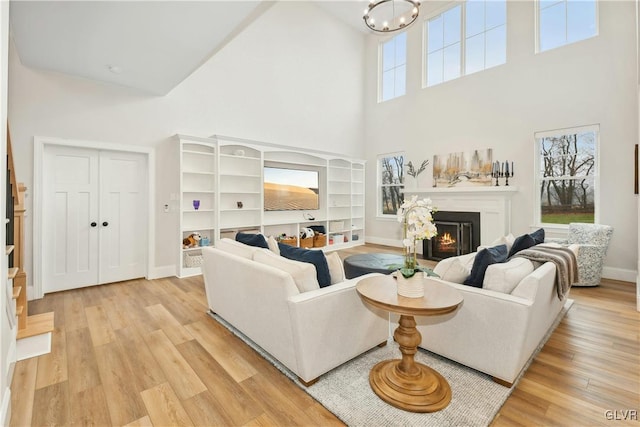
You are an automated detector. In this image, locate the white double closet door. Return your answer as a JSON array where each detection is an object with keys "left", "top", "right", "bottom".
[{"left": 42, "top": 146, "right": 148, "bottom": 293}]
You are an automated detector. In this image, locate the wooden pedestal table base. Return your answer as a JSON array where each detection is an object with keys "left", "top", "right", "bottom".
[
  {"left": 356, "top": 275, "right": 463, "bottom": 413},
  {"left": 370, "top": 315, "right": 451, "bottom": 412}
]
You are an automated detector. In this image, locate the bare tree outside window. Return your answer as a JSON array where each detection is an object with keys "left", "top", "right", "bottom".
[
  {"left": 537, "top": 128, "right": 597, "bottom": 224},
  {"left": 379, "top": 154, "right": 405, "bottom": 215}
]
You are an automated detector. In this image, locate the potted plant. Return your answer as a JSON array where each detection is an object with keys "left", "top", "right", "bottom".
[{"left": 391, "top": 195, "right": 439, "bottom": 297}]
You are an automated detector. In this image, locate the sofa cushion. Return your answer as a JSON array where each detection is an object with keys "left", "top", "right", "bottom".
[
  {"left": 483, "top": 257, "right": 535, "bottom": 294},
  {"left": 216, "top": 238, "right": 258, "bottom": 259},
  {"left": 278, "top": 243, "right": 331, "bottom": 287},
  {"left": 326, "top": 252, "right": 345, "bottom": 285},
  {"left": 267, "top": 235, "right": 280, "bottom": 255},
  {"left": 508, "top": 228, "right": 545, "bottom": 258},
  {"left": 463, "top": 244, "right": 508, "bottom": 288},
  {"left": 253, "top": 249, "right": 320, "bottom": 293},
  {"left": 438, "top": 258, "right": 471, "bottom": 283},
  {"left": 236, "top": 232, "right": 269, "bottom": 249}
]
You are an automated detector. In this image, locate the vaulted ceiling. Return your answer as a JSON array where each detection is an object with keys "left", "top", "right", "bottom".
[{"left": 9, "top": 1, "right": 370, "bottom": 96}]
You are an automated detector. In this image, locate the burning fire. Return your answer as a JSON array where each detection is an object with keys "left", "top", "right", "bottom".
[{"left": 438, "top": 232, "right": 457, "bottom": 248}]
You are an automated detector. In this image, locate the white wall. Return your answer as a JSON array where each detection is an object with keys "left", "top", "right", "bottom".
[
  {"left": 364, "top": 1, "right": 638, "bottom": 279},
  {"left": 7, "top": 2, "right": 366, "bottom": 290}
]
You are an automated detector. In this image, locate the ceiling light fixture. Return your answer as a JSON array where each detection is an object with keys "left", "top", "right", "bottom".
[{"left": 363, "top": 0, "right": 420, "bottom": 33}]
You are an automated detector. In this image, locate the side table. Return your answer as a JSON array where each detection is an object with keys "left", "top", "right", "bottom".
[{"left": 356, "top": 275, "right": 463, "bottom": 413}]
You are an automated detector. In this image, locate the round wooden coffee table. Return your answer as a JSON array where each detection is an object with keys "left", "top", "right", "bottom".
[{"left": 356, "top": 275, "right": 463, "bottom": 413}]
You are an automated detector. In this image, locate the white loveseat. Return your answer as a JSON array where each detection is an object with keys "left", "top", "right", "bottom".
[
  {"left": 201, "top": 239, "right": 388, "bottom": 385},
  {"left": 412, "top": 245, "right": 576, "bottom": 386}
]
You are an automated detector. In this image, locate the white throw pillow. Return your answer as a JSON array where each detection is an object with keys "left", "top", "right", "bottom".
[
  {"left": 326, "top": 252, "right": 345, "bottom": 285},
  {"left": 216, "top": 238, "right": 257, "bottom": 259},
  {"left": 483, "top": 257, "right": 535, "bottom": 294},
  {"left": 438, "top": 258, "right": 471, "bottom": 284},
  {"left": 267, "top": 235, "right": 280, "bottom": 255},
  {"left": 252, "top": 249, "right": 320, "bottom": 293}
]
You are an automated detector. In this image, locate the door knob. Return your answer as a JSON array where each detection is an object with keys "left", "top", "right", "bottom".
[
  {"left": 102, "top": 221, "right": 109, "bottom": 227},
  {"left": 90, "top": 222, "right": 97, "bottom": 227}
]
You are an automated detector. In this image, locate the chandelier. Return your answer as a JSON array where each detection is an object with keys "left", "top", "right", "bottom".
[{"left": 363, "top": 0, "right": 421, "bottom": 33}]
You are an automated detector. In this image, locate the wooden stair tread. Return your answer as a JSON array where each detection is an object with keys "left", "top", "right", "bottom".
[
  {"left": 8, "top": 267, "right": 19, "bottom": 279},
  {"left": 6, "top": 245, "right": 14, "bottom": 255},
  {"left": 12, "top": 286, "right": 21, "bottom": 299},
  {"left": 17, "top": 312, "right": 54, "bottom": 339}
]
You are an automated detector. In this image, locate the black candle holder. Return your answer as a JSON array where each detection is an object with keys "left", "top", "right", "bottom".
[
  {"left": 504, "top": 171, "right": 514, "bottom": 186},
  {"left": 492, "top": 170, "right": 501, "bottom": 186}
]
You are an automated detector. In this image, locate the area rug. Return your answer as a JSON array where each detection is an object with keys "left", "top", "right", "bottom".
[{"left": 210, "top": 299, "right": 573, "bottom": 427}]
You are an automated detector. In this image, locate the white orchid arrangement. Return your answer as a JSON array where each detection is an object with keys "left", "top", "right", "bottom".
[{"left": 394, "top": 195, "right": 439, "bottom": 278}]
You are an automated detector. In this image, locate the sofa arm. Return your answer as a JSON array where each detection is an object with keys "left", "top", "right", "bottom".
[{"left": 287, "top": 273, "right": 389, "bottom": 383}]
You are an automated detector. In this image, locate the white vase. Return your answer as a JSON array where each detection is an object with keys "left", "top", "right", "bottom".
[{"left": 395, "top": 272, "right": 425, "bottom": 298}]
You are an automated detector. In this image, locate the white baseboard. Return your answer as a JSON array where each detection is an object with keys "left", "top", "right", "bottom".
[
  {"left": 148, "top": 265, "right": 176, "bottom": 280},
  {"left": 365, "top": 236, "right": 402, "bottom": 248},
  {"left": 601, "top": 266, "right": 636, "bottom": 283},
  {"left": 0, "top": 387, "right": 10, "bottom": 427}
]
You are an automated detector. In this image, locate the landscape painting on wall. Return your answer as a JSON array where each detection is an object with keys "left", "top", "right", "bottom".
[{"left": 433, "top": 149, "right": 493, "bottom": 187}]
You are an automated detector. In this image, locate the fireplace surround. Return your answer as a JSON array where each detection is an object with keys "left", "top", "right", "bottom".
[{"left": 424, "top": 211, "right": 480, "bottom": 261}]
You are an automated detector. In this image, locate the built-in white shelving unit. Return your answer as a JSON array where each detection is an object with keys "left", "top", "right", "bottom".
[
  {"left": 178, "top": 138, "right": 217, "bottom": 277},
  {"left": 175, "top": 134, "right": 366, "bottom": 277}
]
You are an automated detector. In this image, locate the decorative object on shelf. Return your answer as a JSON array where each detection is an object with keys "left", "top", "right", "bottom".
[
  {"left": 390, "top": 196, "right": 439, "bottom": 297},
  {"left": 300, "top": 227, "right": 315, "bottom": 248},
  {"left": 405, "top": 159, "right": 429, "bottom": 188},
  {"left": 329, "top": 221, "right": 344, "bottom": 233},
  {"left": 313, "top": 233, "right": 327, "bottom": 247},
  {"left": 433, "top": 149, "right": 493, "bottom": 188},
  {"left": 199, "top": 236, "right": 210, "bottom": 247},
  {"left": 363, "top": 0, "right": 420, "bottom": 33},
  {"left": 277, "top": 234, "right": 298, "bottom": 246},
  {"left": 491, "top": 160, "right": 515, "bottom": 186},
  {"left": 184, "top": 252, "right": 204, "bottom": 268},
  {"left": 237, "top": 201, "right": 243, "bottom": 209},
  {"left": 303, "top": 213, "right": 315, "bottom": 221},
  {"left": 183, "top": 232, "right": 202, "bottom": 249},
  {"left": 233, "top": 149, "right": 245, "bottom": 156},
  {"left": 192, "top": 199, "right": 200, "bottom": 210}
]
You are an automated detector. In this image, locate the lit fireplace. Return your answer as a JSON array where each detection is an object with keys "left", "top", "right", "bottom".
[
  {"left": 437, "top": 232, "right": 457, "bottom": 252},
  {"left": 424, "top": 211, "right": 481, "bottom": 261}
]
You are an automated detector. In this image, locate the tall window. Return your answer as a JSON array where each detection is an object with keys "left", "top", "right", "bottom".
[
  {"left": 380, "top": 32, "right": 407, "bottom": 102},
  {"left": 425, "top": 0, "right": 506, "bottom": 87},
  {"left": 538, "top": 0, "right": 597, "bottom": 52},
  {"left": 536, "top": 125, "right": 598, "bottom": 225},
  {"left": 378, "top": 153, "right": 404, "bottom": 216}
]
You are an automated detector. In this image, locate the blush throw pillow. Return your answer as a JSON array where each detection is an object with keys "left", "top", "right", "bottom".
[
  {"left": 278, "top": 243, "right": 331, "bottom": 287},
  {"left": 463, "top": 244, "right": 508, "bottom": 288}
]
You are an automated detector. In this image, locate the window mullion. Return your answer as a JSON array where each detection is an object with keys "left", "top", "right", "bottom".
[{"left": 460, "top": 2, "right": 466, "bottom": 76}]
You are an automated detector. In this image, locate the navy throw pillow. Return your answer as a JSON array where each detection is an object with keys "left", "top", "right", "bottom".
[
  {"left": 508, "top": 228, "right": 545, "bottom": 258},
  {"left": 235, "top": 232, "right": 269, "bottom": 249},
  {"left": 463, "top": 244, "right": 508, "bottom": 288},
  {"left": 278, "top": 243, "right": 331, "bottom": 288},
  {"left": 530, "top": 228, "right": 545, "bottom": 244}
]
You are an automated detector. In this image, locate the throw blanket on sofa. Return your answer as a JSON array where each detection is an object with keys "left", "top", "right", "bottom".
[{"left": 513, "top": 246, "right": 578, "bottom": 299}]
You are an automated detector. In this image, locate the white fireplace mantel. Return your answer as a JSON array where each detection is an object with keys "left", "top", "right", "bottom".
[{"left": 405, "top": 186, "right": 519, "bottom": 246}]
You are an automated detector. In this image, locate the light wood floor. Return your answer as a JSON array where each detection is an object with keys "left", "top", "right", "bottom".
[{"left": 10, "top": 244, "right": 640, "bottom": 426}]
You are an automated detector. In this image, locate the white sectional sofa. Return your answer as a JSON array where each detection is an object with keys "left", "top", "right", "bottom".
[
  {"left": 413, "top": 246, "right": 576, "bottom": 386},
  {"left": 200, "top": 239, "right": 388, "bottom": 385}
]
